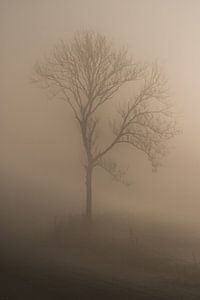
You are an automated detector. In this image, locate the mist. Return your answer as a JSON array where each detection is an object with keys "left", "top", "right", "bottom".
[{"left": 1, "top": 1, "right": 200, "bottom": 299}]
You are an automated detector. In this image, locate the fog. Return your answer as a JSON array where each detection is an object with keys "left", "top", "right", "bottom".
[
  {"left": 1, "top": 1, "right": 200, "bottom": 299},
  {"left": 1, "top": 0, "right": 200, "bottom": 227}
]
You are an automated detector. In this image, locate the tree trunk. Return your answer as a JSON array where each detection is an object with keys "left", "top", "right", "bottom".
[{"left": 85, "top": 165, "right": 93, "bottom": 222}]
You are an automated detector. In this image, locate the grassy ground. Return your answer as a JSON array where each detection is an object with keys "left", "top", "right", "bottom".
[{"left": 1, "top": 214, "right": 200, "bottom": 299}]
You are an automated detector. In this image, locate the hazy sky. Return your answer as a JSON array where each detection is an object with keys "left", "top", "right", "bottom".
[{"left": 1, "top": 1, "right": 200, "bottom": 225}]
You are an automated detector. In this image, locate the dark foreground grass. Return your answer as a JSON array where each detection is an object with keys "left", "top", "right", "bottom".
[{"left": 1, "top": 214, "right": 200, "bottom": 299}]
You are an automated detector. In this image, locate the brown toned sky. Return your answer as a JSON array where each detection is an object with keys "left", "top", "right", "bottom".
[{"left": 1, "top": 1, "right": 200, "bottom": 227}]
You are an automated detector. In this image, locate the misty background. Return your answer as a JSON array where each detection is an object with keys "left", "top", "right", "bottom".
[{"left": 1, "top": 0, "right": 200, "bottom": 236}]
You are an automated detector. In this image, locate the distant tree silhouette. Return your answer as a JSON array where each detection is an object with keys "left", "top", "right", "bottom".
[{"left": 34, "top": 31, "right": 179, "bottom": 221}]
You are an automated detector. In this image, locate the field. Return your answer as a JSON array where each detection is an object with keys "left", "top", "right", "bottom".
[{"left": 1, "top": 214, "right": 200, "bottom": 299}]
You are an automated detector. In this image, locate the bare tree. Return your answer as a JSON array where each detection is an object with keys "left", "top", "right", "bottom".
[{"left": 34, "top": 31, "right": 178, "bottom": 221}]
